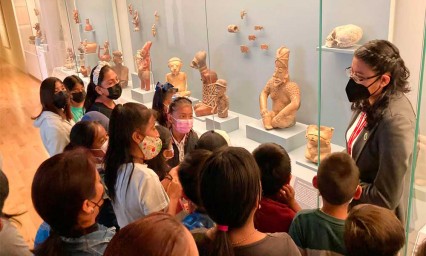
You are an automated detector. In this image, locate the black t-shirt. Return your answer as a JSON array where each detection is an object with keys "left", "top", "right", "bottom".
[{"left": 87, "top": 102, "right": 113, "bottom": 119}]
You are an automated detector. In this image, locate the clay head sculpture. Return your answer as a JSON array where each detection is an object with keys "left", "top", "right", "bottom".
[
  {"left": 325, "top": 24, "right": 363, "bottom": 48},
  {"left": 112, "top": 51, "right": 123, "bottom": 65},
  {"left": 305, "top": 125, "right": 334, "bottom": 163},
  {"left": 166, "top": 57, "right": 190, "bottom": 97},
  {"left": 190, "top": 51, "right": 207, "bottom": 70},
  {"left": 168, "top": 57, "right": 182, "bottom": 75},
  {"left": 227, "top": 25, "right": 239, "bottom": 33}
]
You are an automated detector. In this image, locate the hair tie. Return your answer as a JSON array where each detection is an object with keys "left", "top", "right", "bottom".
[
  {"left": 93, "top": 61, "right": 110, "bottom": 85},
  {"left": 217, "top": 225, "right": 228, "bottom": 232}
]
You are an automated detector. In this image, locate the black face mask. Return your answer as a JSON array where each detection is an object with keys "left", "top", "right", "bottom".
[
  {"left": 106, "top": 84, "right": 122, "bottom": 100},
  {"left": 71, "top": 91, "right": 86, "bottom": 103},
  {"left": 53, "top": 91, "right": 68, "bottom": 109},
  {"left": 345, "top": 77, "right": 380, "bottom": 102}
]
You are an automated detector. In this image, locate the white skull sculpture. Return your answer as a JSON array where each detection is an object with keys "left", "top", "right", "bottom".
[{"left": 325, "top": 24, "right": 363, "bottom": 48}]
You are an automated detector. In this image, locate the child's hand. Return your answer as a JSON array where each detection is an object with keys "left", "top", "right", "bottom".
[{"left": 279, "top": 184, "right": 302, "bottom": 212}]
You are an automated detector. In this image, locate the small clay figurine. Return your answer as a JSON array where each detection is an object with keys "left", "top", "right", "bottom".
[
  {"left": 305, "top": 125, "right": 334, "bottom": 163},
  {"left": 132, "top": 10, "right": 140, "bottom": 31},
  {"left": 166, "top": 57, "right": 190, "bottom": 97},
  {"left": 34, "top": 8, "right": 40, "bottom": 16},
  {"left": 73, "top": 9, "right": 80, "bottom": 24},
  {"left": 227, "top": 25, "right": 239, "bottom": 33},
  {"left": 240, "top": 45, "right": 249, "bottom": 53},
  {"left": 190, "top": 51, "right": 219, "bottom": 117},
  {"left": 254, "top": 25, "right": 263, "bottom": 31},
  {"left": 128, "top": 4, "right": 133, "bottom": 15},
  {"left": 136, "top": 41, "right": 152, "bottom": 91},
  {"left": 85, "top": 18, "right": 93, "bottom": 31},
  {"left": 240, "top": 9, "right": 247, "bottom": 19},
  {"left": 248, "top": 35, "right": 257, "bottom": 41},
  {"left": 260, "top": 44, "right": 269, "bottom": 50},
  {"left": 259, "top": 46, "right": 301, "bottom": 129},
  {"left": 82, "top": 40, "right": 97, "bottom": 54},
  {"left": 154, "top": 11, "right": 159, "bottom": 22},
  {"left": 212, "top": 79, "right": 229, "bottom": 118},
  {"left": 34, "top": 23, "right": 42, "bottom": 39},
  {"left": 112, "top": 51, "right": 129, "bottom": 88},
  {"left": 64, "top": 48, "right": 75, "bottom": 70},
  {"left": 325, "top": 24, "right": 363, "bottom": 48},
  {"left": 98, "top": 41, "right": 111, "bottom": 62},
  {"left": 152, "top": 24, "right": 157, "bottom": 37}
]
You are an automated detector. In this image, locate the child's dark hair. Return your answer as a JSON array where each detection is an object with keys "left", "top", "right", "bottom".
[
  {"left": 0, "top": 169, "right": 24, "bottom": 224},
  {"left": 152, "top": 82, "right": 177, "bottom": 127},
  {"left": 168, "top": 96, "right": 192, "bottom": 115},
  {"left": 178, "top": 149, "right": 212, "bottom": 206},
  {"left": 64, "top": 121, "right": 103, "bottom": 151},
  {"left": 345, "top": 204, "right": 405, "bottom": 256},
  {"left": 195, "top": 130, "right": 228, "bottom": 151},
  {"left": 84, "top": 65, "right": 113, "bottom": 111},
  {"left": 146, "top": 125, "right": 172, "bottom": 180},
  {"left": 252, "top": 143, "right": 291, "bottom": 197},
  {"left": 63, "top": 75, "right": 84, "bottom": 91},
  {"left": 199, "top": 147, "right": 261, "bottom": 256},
  {"left": 104, "top": 103, "right": 156, "bottom": 201},
  {"left": 317, "top": 152, "right": 359, "bottom": 205}
]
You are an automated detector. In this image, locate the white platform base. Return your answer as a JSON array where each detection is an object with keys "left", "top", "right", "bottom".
[
  {"left": 131, "top": 88, "right": 155, "bottom": 104},
  {"left": 188, "top": 97, "right": 200, "bottom": 106},
  {"left": 293, "top": 143, "right": 346, "bottom": 172},
  {"left": 131, "top": 72, "right": 155, "bottom": 90},
  {"left": 206, "top": 114, "right": 239, "bottom": 132},
  {"left": 246, "top": 119, "right": 307, "bottom": 152}
]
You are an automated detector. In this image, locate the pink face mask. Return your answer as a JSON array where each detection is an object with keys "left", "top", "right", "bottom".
[{"left": 173, "top": 117, "right": 193, "bottom": 134}]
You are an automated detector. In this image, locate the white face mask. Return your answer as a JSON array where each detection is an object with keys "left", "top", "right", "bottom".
[{"left": 100, "top": 139, "right": 108, "bottom": 153}]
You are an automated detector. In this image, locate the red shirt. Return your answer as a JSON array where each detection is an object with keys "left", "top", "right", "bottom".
[{"left": 254, "top": 197, "right": 296, "bottom": 233}]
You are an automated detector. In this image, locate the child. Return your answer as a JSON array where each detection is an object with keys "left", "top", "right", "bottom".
[
  {"left": 195, "top": 130, "right": 230, "bottom": 151},
  {"left": 344, "top": 204, "right": 405, "bottom": 256},
  {"left": 63, "top": 75, "right": 86, "bottom": 122},
  {"left": 289, "top": 152, "right": 362, "bottom": 256},
  {"left": 152, "top": 82, "right": 178, "bottom": 128},
  {"left": 167, "top": 97, "right": 198, "bottom": 168},
  {"left": 253, "top": 143, "right": 301, "bottom": 233}
]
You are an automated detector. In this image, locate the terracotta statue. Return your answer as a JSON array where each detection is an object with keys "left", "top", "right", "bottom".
[
  {"left": 240, "top": 9, "right": 247, "bottom": 19},
  {"left": 34, "top": 23, "right": 42, "bottom": 39},
  {"left": 227, "top": 25, "right": 239, "bottom": 33},
  {"left": 165, "top": 57, "right": 190, "bottom": 97},
  {"left": 325, "top": 24, "right": 363, "bottom": 48},
  {"left": 305, "top": 125, "right": 334, "bottom": 163},
  {"left": 260, "top": 44, "right": 269, "bottom": 50},
  {"left": 112, "top": 51, "right": 129, "bottom": 88},
  {"left": 128, "top": 4, "right": 133, "bottom": 15},
  {"left": 98, "top": 41, "right": 111, "bottom": 62},
  {"left": 190, "top": 51, "right": 218, "bottom": 117},
  {"left": 82, "top": 40, "right": 97, "bottom": 53},
  {"left": 248, "top": 35, "right": 257, "bottom": 41},
  {"left": 85, "top": 18, "right": 93, "bottom": 31},
  {"left": 240, "top": 45, "right": 249, "bottom": 53},
  {"left": 136, "top": 41, "right": 152, "bottom": 91},
  {"left": 73, "top": 9, "right": 80, "bottom": 24},
  {"left": 212, "top": 79, "right": 229, "bottom": 118},
  {"left": 64, "top": 48, "right": 75, "bottom": 70},
  {"left": 259, "top": 46, "right": 301, "bottom": 130},
  {"left": 132, "top": 10, "right": 140, "bottom": 31},
  {"left": 152, "top": 24, "right": 157, "bottom": 37},
  {"left": 254, "top": 25, "right": 264, "bottom": 31}
]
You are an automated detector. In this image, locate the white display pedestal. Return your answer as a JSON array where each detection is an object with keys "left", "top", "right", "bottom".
[
  {"left": 188, "top": 97, "right": 200, "bottom": 105},
  {"left": 131, "top": 88, "right": 155, "bottom": 103},
  {"left": 206, "top": 114, "right": 239, "bottom": 132},
  {"left": 246, "top": 119, "right": 307, "bottom": 152},
  {"left": 292, "top": 143, "right": 346, "bottom": 172}
]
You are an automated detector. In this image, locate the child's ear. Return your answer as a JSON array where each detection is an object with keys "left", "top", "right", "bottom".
[
  {"left": 353, "top": 185, "right": 362, "bottom": 200},
  {"left": 312, "top": 176, "right": 318, "bottom": 189},
  {"left": 285, "top": 174, "right": 292, "bottom": 185},
  {"left": 132, "top": 130, "right": 143, "bottom": 144}
]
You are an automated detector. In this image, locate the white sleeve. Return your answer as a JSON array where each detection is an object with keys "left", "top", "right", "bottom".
[
  {"left": 42, "top": 124, "right": 70, "bottom": 157},
  {"left": 138, "top": 173, "right": 170, "bottom": 215}
]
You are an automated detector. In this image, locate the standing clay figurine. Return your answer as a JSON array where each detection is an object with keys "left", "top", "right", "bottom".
[
  {"left": 259, "top": 46, "right": 301, "bottom": 129},
  {"left": 190, "top": 51, "right": 218, "bottom": 117},
  {"left": 64, "top": 48, "right": 75, "bottom": 70},
  {"left": 136, "top": 41, "right": 152, "bottom": 91},
  {"left": 152, "top": 24, "right": 157, "bottom": 37},
  {"left": 85, "top": 18, "right": 93, "bottom": 31},
  {"left": 112, "top": 51, "right": 129, "bottom": 88},
  {"left": 73, "top": 9, "right": 80, "bottom": 24},
  {"left": 212, "top": 79, "right": 229, "bottom": 118},
  {"left": 128, "top": 4, "right": 133, "bottom": 15},
  {"left": 165, "top": 57, "right": 190, "bottom": 97},
  {"left": 98, "top": 41, "right": 111, "bottom": 62},
  {"left": 132, "top": 10, "right": 140, "bottom": 31},
  {"left": 305, "top": 125, "right": 334, "bottom": 163},
  {"left": 34, "top": 23, "right": 42, "bottom": 39}
]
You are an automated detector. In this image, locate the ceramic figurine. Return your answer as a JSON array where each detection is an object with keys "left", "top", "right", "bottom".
[
  {"left": 325, "top": 24, "right": 363, "bottom": 48},
  {"left": 98, "top": 41, "right": 111, "bottom": 62},
  {"left": 64, "top": 48, "right": 75, "bottom": 70},
  {"left": 85, "top": 18, "right": 93, "bottom": 31},
  {"left": 212, "top": 79, "right": 229, "bottom": 118},
  {"left": 34, "top": 23, "right": 42, "bottom": 39},
  {"left": 260, "top": 44, "right": 269, "bottom": 50},
  {"left": 240, "top": 9, "right": 247, "bottom": 19},
  {"left": 190, "top": 51, "right": 218, "bottom": 117},
  {"left": 227, "top": 25, "right": 239, "bottom": 33},
  {"left": 34, "top": 8, "right": 40, "bottom": 16},
  {"left": 248, "top": 35, "right": 257, "bottom": 41},
  {"left": 154, "top": 11, "right": 159, "bottom": 22},
  {"left": 128, "top": 4, "right": 133, "bottom": 15},
  {"left": 240, "top": 45, "right": 249, "bottom": 53},
  {"left": 305, "top": 125, "right": 334, "bottom": 163},
  {"left": 166, "top": 57, "right": 190, "bottom": 97},
  {"left": 80, "top": 65, "right": 90, "bottom": 77},
  {"left": 73, "top": 9, "right": 80, "bottom": 24},
  {"left": 112, "top": 51, "right": 129, "bottom": 88},
  {"left": 136, "top": 41, "right": 152, "bottom": 91},
  {"left": 82, "top": 40, "right": 97, "bottom": 54},
  {"left": 254, "top": 25, "right": 263, "bottom": 31},
  {"left": 259, "top": 46, "right": 301, "bottom": 129},
  {"left": 152, "top": 24, "right": 157, "bottom": 37},
  {"left": 132, "top": 10, "right": 140, "bottom": 31}
]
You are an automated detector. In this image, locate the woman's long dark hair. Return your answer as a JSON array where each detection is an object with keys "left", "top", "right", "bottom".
[
  {"left": 31, "top": 148, "right": 97, "bottom": 256},
  {"left": 84, "top": 65, "right": 113, "bottom": 112},
  {"left": 32, "top": 77, "right": 72, "bottom": 121},
  {"left": 104, "top": 103, "right": 155, "bottom": 201},
  {"left": 199, "top": 147, "right": 261, "bottom": 256},
  {"left": 152, "top": 82, "right": 177, "bottom": 127},
  {"left": 352, "top": 40, "right": 410, "bottom": 129}
]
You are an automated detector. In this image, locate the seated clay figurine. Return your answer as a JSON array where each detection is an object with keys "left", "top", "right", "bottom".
[
  {"left": 212, "top": 79, "right": 229, "bottom": 118},
  {"left": 112, "top": 51, "right": 129, "bottom": 88},
  {"left": 165, "top": 57, "right": 190, "bottom": 97},
  {"left": 305, "top": 125, "right": 334, "bottom": 164},
  {"left": 259, "top": 46, "right": 301, "bottom": 130},
  {"left": 190, "top": 51, "right": 219, "bottom": 117},
  {"left": 325, "top": 24, "right": 363, "bottom": 48},
  {"left": 136, "top": 41, "right": 152, "bottom": 91},
  {"left": 98, "top": 41, "right": 111, "bottom": 62}
]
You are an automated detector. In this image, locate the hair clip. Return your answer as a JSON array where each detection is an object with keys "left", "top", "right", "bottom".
[{"left": 93, "top": 61, "right": 110, "bottom": 85}]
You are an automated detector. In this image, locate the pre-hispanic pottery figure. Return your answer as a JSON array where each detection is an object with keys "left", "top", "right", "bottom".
[
  {"left": 112, "top": 51, "right": 129, "bottom": 88},
  {"left": 136, "top": 41, "right": 152, "bottom": 91},
  {"left": 259, "top": 46, "right": 301, "bottom": 130},
  {"left": 85, "top": 18, "right": 93, "bottom": 31},
  {"left": 165, "top": 57, "right": 190, "bottom": 97},
  {"left": 132, "top": 10, "right": 140, "bottom": 31},
  {"left": 305, "top": 125, "right": 334, "bottom": 164},
  {"left": 98, "top": 41, "right": 111, "bottom": 62},
  {"left": 212, "top": 79, "right": 229, "bottom": 118},
  {"left": 73, "top": 9, "right": 80, "bottom": 24}
]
